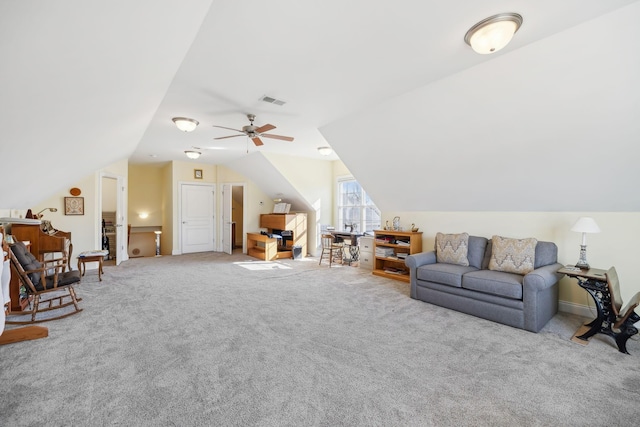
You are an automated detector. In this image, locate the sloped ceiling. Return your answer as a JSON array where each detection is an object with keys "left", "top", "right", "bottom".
[
  {"left": 320, "top": 3, "right": 640, "bottom": 212},
  {"left": 225, "top": 153, "right": 311, "bottom": 213},
  {"left": 1, "top": 0, "right": 638, "bottom": 212},
  {"left": 0, "top": 0, "right": 214, "bottom": 207}
]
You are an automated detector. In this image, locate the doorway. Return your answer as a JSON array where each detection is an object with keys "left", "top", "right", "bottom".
[
  {"left": 232, "top": 185, "right": 244, "bottom": 252},
  {"left": 222, "top": 183, "right": 245, "bottom": 254},
  {"left": 100, "top": 173, "right": 126, "bottom": 265}
]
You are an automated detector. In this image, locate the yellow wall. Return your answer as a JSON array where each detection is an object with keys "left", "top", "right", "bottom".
[
  {"left": 381, "top": 210, "right": 640, "bottom": 312},
  {"left": 128, "top": 164, "right": 165, "bottom": 227},
  {"left": 216, "top": 165, "right": 273, "bottom": 250}
]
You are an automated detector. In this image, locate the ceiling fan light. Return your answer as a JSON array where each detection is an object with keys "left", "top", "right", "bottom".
[
  {"left": 173, "top": 117, "right": 199, "bottom": 132},
  {"left": 464, "top": 13, "right": 522, "bottom": 54},
  {"left": 317, "top": 146, "right": 333, "bottom": 156},
  {"left": 184, "top": 150, "right": 201, "bottom": 159}
]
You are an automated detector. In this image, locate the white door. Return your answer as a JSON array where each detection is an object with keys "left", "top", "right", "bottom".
[
  {"left": 181, "top": 183, "right": 215, "bottom": 253},
  {"left": 222, "top": 184, "right": 232, "bottom": 255}
]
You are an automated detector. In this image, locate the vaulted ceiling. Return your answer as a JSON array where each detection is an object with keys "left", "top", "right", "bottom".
[{"left": 1, "top": 0, "right": 638, "bottom": 211}]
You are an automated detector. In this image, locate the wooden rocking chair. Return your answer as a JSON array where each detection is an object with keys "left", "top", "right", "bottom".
[{"left": 7, "top": 241, "right": 82, "bottom": 324}]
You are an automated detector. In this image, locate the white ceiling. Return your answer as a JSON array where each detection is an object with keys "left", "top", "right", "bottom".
[{"left": 1, "top": 0, "right": 638, "bottom": 210}]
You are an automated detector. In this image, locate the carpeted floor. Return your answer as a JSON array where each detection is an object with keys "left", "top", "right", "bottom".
[{"left": 1, "top": 252, "right": 639, "bottom": 426}]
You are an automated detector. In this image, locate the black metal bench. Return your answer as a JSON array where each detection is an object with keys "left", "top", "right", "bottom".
[{"left": 575, "top": 266, "right": 639, "bottom": 354}]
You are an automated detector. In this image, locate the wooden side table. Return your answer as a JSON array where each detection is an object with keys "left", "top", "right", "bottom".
[{"left": 77, "top": 250, "right": 108, "bottom": 281}]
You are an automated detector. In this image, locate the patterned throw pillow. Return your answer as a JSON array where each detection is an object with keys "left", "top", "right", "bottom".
[
  {"left": 435, "top": 232, "right": 470, "bottom": 266},
  {"left": 488, "top": 236, "right": 537, "bottom": 275}
]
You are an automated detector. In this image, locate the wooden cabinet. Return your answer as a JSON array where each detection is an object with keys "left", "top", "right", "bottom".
[
  {"left": 258, "top": 213, "right": 307, "bottom": 259},
  {"left": 372, "top": 230, "right": 422, "bottom": 282}
]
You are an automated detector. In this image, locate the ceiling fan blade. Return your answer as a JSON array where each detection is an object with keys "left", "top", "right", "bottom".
[
  {"left": 212, "top": 125, "right": 244, "bottom": 133},
  {"left": 252, "top": 137, "right": 264, "bottom": 146},
  {"left": 261, "top": 133, "right": 294, "bottom": 142},
  {"left": 255, "top": 123, "right": 276, "bottom": 133},
  {"left": 214, "top": 134, "right": 245, "bottom": 140}
]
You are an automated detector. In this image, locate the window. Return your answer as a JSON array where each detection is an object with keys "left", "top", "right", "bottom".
[{"left": 337, "top": 178, "right": 381, "bottom": 233}]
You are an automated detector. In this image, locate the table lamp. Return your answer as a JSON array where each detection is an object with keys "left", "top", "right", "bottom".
[{"left": 571, "top": 217, "right": 601, "bottom": 269}]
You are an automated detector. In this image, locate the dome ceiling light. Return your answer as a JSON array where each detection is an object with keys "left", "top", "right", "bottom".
[
  {"left": 172, "top": 117, "right": 199, "bottom": 132},
  {"left": 184, "top": 150, "right": 201, "bottom": 159},
  {"left": 317, "top": 146, "right": 333, "bottom": 156},
  {"left": 464, "top": 13, "right": 523, "bottom": 54}
]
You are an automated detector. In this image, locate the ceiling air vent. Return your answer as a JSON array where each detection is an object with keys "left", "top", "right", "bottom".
[{"left": 260, "top": 95, "right": 286, "bottom": 106}]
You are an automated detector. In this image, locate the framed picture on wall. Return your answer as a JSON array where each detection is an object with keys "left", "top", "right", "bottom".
[
  {"left": 194, "top": 169, "right": 203, "bottom": 179},
  {"left": 64, "top": 197, "right": 84, "bottom": 215}
]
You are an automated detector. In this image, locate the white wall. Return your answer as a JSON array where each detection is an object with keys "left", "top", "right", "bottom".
[{"left": 321, "top": 4, "right": 640, "bottom": 213}]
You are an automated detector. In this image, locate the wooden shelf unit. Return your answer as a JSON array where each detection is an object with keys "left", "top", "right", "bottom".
[
  {"left": 259, "top": 213, "right": 307, "bottom": 259},
  {"left": 372, "top": 230, "right": 422, "bottom": 282},
  {"left": 102, "top": 211, "right": 117, "bottom": 260},
  {"left": 246, "top": 232, "right": 279, "bottom": 261}
]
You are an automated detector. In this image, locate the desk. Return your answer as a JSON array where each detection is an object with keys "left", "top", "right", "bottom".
[
  {"left": 559, "top": 266, "right": 638, "bottom": 353},
  {"left": 77, "top": 250, "right": 109, "bottom": 281}
]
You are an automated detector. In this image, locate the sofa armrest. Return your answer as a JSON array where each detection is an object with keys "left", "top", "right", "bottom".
[
  {"left": 523, "top": 262, "right": 564, "bottom": 291},
  {"left": 406, "top": 251, "right": 437, "bottom": 300},
  {"left": 522, "top": 262, "right": 563, "bottom": 332},
  {"left": 405, "top": 251, "right": 437, "bottom": 269}
]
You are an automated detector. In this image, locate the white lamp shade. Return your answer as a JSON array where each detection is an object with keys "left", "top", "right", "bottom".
[
  {"left": 571, "top": 217, "right": 601, "bottom": 233},
  {"left": 465, "top": 13, "right": 522, "bottom": 55},
  {"left": 172, "top": 117, "right": 199, "bottom": 132}
]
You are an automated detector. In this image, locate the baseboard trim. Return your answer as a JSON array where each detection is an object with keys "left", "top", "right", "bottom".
[{"left": 558, "top": 300, "right": 594, "bottom": 319}]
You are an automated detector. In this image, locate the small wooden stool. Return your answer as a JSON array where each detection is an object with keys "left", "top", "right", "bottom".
[{"left": 77, "top": 250, "right": 108, "bottom": 281}]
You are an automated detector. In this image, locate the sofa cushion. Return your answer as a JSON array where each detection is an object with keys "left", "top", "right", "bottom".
[
  {"left": 435, "top": 232, "right": 469, "bottom": 266},
  {"left": 468, "top": 236, "right": 488, "bottom": 269},
  {"left": 489, "top": 236, "right": 537, "bottom": 275},
  {"left": 534, "top": 241, "right": 558, "bottom": 268},
  {"left": 417, "top": 263, "right": 477, "bottom": 288},
  {"left": 462, "top": 269, "right": 524, "bottom": 300},
  {"left": 481, "top": 239, "right": 492, "bottom": 270}
]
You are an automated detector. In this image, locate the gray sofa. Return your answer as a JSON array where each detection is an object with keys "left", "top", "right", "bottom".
[{"left": 405, "top": 235, "right": 563, "bottom": 332}]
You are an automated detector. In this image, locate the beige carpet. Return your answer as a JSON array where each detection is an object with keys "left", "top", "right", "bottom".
[{"left": 1, "top": 252, "right": 638, "bottom": 426}]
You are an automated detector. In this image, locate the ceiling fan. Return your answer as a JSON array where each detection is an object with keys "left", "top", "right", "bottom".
[{"left": 212, "top": 114, "right": 294, "bottom": 146}]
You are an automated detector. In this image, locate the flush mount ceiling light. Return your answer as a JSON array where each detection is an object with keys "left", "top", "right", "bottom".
[
  {"left": 317, "top": 146, "right": 333, "bottom": 156},
  {"left": 184, "top": 150, "right": 201, "bottom": 159},
  {"left": 172, "top": 117, "right": 199, "bottom": 132},
  {"left": 464, "top": 13, "right": 523, "bottom": 54}
]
